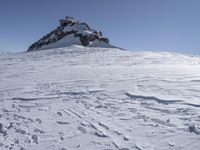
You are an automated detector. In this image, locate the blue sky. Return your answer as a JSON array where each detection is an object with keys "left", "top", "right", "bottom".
[{"left": 0, "top": 0, "right": 200, "bottom": 55}]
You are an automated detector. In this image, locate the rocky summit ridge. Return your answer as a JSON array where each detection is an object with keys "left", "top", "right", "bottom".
[{"left": 27, "top": 17, "right": 112, "bottom": 51}]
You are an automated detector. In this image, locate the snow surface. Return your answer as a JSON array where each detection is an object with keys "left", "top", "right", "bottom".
[
  {"left": 38, "top": 35, "right": 114, "bottom": 51},
  {"left": 0, "top": 46, "right": 200, "bottom": 150},
  {"left": 38, "top": 35, "right": 82, "bottom": 50}
]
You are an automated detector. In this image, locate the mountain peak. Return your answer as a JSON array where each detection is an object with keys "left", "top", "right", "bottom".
[
  {"left": 27, "top": 17, "right": 113, "bottom": 51},
  {"left": 59, "top": 16, "right": 79, "bottom": 26}
]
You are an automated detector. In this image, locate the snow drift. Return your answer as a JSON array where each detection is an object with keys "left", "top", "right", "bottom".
[{"left": 0, "top": 45, "right": 200, "bottom": 149}]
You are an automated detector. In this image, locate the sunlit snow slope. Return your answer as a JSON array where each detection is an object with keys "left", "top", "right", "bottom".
[{"left": 0, "top": 46, "right": 200, "bottom": 150}]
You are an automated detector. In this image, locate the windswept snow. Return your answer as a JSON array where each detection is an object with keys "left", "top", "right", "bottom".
[{"left": 0, "top": 46, "right": 200, "bottom": 149}]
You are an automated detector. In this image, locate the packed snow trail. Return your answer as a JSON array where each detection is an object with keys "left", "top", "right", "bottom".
[{"left": 0, "top": 46, "right": 200, "bottom": 150}]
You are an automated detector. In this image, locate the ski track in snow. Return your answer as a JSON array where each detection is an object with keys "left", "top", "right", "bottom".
[{"left": 0, "top": 46, "right": 200, "bottom": 149}]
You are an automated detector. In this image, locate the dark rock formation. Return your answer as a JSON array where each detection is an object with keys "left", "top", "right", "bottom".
[{"left": 27, "top": 17, "right": 110, "bottom": 51}]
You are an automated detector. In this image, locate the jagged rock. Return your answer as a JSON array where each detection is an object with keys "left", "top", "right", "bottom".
[{"left": 27, "top": 17, "right": 112, "bottom": 51}]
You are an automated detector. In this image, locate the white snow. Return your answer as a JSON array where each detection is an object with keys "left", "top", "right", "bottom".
[
  {"left": 63, "top": 24, "right": 91, "bottom": 35},
  {"left": 38, "top": 35, "right": 81, "bottom": 50},
  {"left": 0, "top": 46, "right": 200, "bottom": 149}
]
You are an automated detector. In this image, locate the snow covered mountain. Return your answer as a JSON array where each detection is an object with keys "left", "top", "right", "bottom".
[
  {"left": 28, "top": 17, "right": 113, "bottom": 51},
  {"left": 0, "top": 46, "right": 200, "bottom": 150}
]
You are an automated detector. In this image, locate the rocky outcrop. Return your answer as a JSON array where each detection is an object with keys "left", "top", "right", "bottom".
[{"left": 27, "top": 17, "right": 110, "bottom": 51}]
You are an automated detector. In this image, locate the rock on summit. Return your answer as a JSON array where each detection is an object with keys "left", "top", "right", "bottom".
[{"left": 27, "top": 17, "right": 113, "bottom": 51}]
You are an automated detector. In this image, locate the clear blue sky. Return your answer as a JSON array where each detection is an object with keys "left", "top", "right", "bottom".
[{"left": 1, "top": 0, "right": 200, "bottom": 55}]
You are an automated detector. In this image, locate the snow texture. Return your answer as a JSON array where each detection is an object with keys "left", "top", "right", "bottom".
[{"left": 0, "top": 46, "right": 200, "bottom": 150}]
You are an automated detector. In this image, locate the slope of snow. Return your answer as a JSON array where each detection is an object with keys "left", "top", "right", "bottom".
[
  {"left": 0, "top": 46, "right": 200, "bottom": 149},
  {"left": 37, "top": 35, "right": 82, "bottom": 50}
]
